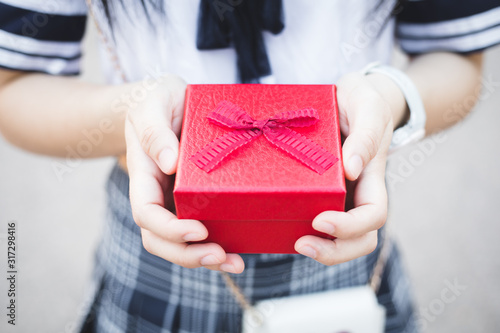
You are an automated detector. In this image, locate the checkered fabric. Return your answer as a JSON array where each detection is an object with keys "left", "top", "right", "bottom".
[{"left": 78, "top": 163, "right": 418, "bottom": 333}]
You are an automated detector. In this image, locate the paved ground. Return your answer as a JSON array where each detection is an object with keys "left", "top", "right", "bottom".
[{"left": 0, "top": 25, "right": 499, "bottom": 333}]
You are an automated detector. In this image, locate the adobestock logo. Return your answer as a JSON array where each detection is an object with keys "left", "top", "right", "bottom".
[
  {"left": 19, "top": 1, "right": 63, "bottom": 38},
  {"left": 386, "top": 132, "right": 447, "bottom": 191},
  {"left": 341, "top": 0, "right": 402, "bottom": 64},
  {"left": 212, "top": 0, "right": 244, "bottom": 22},
  {"left": 51, "top": 67, "right": 169, "bottom": 182},
  {"left": 386, "top": 73, "right": 500, "bottom": 191},
  {"left": 416, "top": 278, "right": 468, "bottom": 331}
]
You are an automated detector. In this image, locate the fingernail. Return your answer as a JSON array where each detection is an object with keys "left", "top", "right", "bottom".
[
  {"left": 220, "top": 263, "right": 236, "bottom": 273},
  {"left": 200, "top": 254, "right": 221, "bottom": 266},
  {"left": 348, "top": 155, "right": 363, "bottom": 179},
  {"left": 158, "top": 148, "right": 174, "bottom": 172},
  {"left": 298, "top": 246, "right": 317, "bottom": 259},
  {"left": 183, "top": 233, "right": 204, "bottom": 242},
  {"left": 315, "top": 221, "right": 335, "bottom": 235}
]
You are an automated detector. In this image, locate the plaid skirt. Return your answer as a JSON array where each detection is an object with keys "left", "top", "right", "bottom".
[{"left": 79, "top": 163, "right": 419, "bottom": 333}]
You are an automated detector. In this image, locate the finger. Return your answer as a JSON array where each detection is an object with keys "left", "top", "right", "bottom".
[
  {"left": 141, "top": 229, "right": 245, "bottom": 273},
  {"left": 312, "top": 205, "right": 386, "bottom": 240},
  {"left": 131, "top": 111, "right": 180, "bottom": 175},
  {"left": 141, "top": 228, "right": 224, "bottom": 268},
  {"left": 203, "top": 253, "right": 245, "bottom": 274},
  {"left": 134, "top": 204, "right": 208, "bottom": 243},
  {"left": 127, "top": 76, "right": 185, "bottom": 176},
  {"left": 128, "top": 119, "right": 244, "bottom": 272},
  {"left": 126, "top": 116, "right": 159, "bottom": 172},
  {"left": 295, "top": 231, "right": 378, "bottom": 266},
  {"left": 338, "top": 86, "right": 391, "bottom": 180},
  {"left": 311, "top": 161, "right": 388, "bottom": 239},
  {"left": 126, "top": 118, "right": 208, "bottom": 242},
  {"left": 126, "top": 115, "right": 170, "bottom": 212}
]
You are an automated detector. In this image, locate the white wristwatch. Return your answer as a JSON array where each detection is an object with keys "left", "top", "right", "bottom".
[{"left": 361, "top": 62, "right": 426, "bottom": 154}]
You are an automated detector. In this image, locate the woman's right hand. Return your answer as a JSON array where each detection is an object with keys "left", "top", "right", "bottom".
[{"left": 125, "top": 74, "right": 244, "bottom": 274}]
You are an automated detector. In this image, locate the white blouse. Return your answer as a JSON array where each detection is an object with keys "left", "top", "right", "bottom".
[{"left": 0, "top": 0, "right": 499, "bottom": 84}]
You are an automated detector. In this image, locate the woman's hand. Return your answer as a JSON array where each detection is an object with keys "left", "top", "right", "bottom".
[
  {"left": 125, "top": 74, "right": 245, "bottom": 274},
  {"left": 295, "top": 71, "right": 407, "bottom": 265}
]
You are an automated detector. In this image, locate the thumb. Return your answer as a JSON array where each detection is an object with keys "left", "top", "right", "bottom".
[
  {"left": 131, "top": 111, "right": 180, "bottom": 175},
  {"left": 341, "top": 102, "right": 390, "bottom": 181},
  {"left": 337, "top": 73, "right": 393, "bottom": 181},
  {"left": 342, "top": 128, "right": 381, "bottom": 180}
]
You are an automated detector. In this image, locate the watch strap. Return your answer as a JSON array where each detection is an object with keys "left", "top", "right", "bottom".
[{"left": 362, "top": 62, "right": 426, "bottom": 153}]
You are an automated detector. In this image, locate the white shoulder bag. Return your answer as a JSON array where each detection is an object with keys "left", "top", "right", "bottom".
[{"left": 221, "top": 239, "right": 390, "bottom": 333}]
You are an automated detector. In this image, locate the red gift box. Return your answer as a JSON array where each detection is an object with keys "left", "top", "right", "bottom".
[{"left": 173, "top": 84, "right": 345, "bottom": 253}]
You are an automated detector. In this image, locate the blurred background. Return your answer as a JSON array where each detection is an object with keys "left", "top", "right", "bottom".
[{"left": 1, "top": 23, "right": 499, "bottom": 333}]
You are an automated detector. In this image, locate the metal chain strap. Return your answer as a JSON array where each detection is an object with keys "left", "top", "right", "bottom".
[
  {"left": 85, "top": 0, "right": 128, "bottom": 83},
  {"left": 221, "top": 237, "right": 391, "bottom": 320}
]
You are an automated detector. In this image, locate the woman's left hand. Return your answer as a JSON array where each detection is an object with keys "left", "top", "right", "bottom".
[{"left": 295, "top": 71, "right": 406, "bottom": 265}]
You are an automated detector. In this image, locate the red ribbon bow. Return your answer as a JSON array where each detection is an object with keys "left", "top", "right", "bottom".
[{"left": 191, "top": 101, "right": 338, "bottom": 174}]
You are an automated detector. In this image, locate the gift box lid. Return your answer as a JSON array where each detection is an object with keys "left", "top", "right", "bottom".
[{"left": 174, "top": 84, "right": 345, "bottom": 221}]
